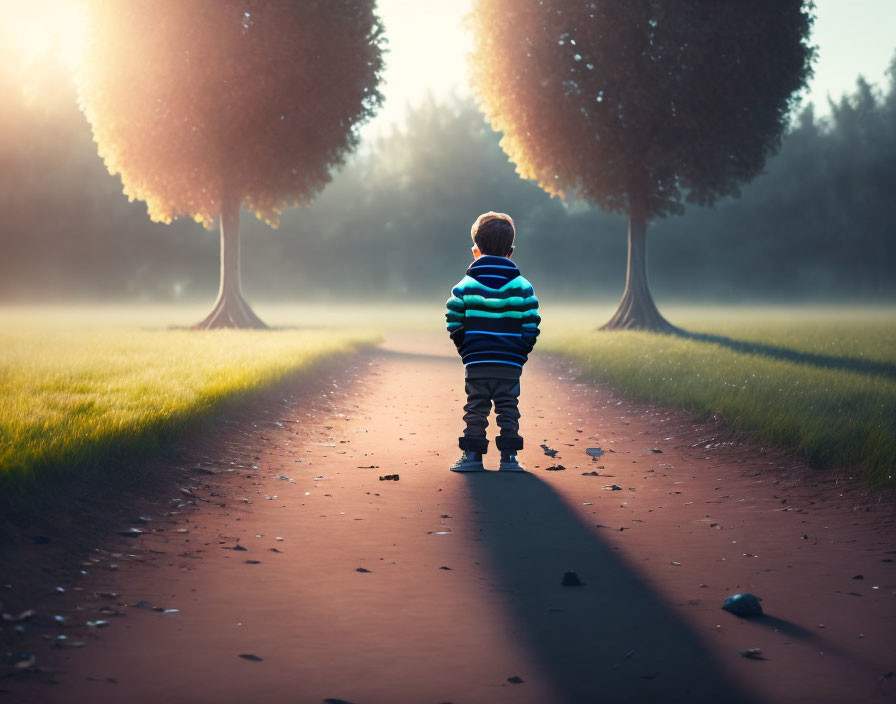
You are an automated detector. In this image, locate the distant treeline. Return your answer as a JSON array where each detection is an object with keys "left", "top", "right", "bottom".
[{"left": 1, "top": 51, "right": 894, "bottom": 302}]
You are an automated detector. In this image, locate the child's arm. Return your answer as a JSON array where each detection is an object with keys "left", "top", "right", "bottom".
[
  {"left": 445, "top": 285, "right": 466, "bottom": 349},
  {"left": 521, "top": 282, "right": 540, "bottom": 352}
]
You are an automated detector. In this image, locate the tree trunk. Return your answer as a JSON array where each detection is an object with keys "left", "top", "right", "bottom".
[
  {"left": 193, "top": 194, "right": 267, "bottom": 330},
  {"left": 600, "top": 215, "right": 675, "bottom": 332}
]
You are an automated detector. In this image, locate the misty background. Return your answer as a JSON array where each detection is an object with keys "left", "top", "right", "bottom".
[{"left": 1, "top": 25, "right": 894, "bottom": 303}]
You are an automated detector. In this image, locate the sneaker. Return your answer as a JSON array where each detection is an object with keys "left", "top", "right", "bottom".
[
  {"left": 499, "top": 451, "right": 525, "bottom": 472},
  {"left": 450, "top": 450, "right": 485, "bottom": 472}
]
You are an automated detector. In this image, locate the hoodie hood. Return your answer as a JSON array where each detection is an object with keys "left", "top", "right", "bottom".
[{"left": 466, "top": 255, "right": 521, "bottom": 290}]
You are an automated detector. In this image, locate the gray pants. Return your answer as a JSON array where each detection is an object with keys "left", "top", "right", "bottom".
[{"left": 459, "top": 378, "right": 523, "bottom": 454}]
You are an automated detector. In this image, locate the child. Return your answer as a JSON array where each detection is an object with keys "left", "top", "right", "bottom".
[{"left": 445, "top": 211, "right": 540, "bottom": 472}]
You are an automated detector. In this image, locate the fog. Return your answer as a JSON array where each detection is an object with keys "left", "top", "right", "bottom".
[{"left": 1, "top": 48, "right": 894, "bottom": 305}]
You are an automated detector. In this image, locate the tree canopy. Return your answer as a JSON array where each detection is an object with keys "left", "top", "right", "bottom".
[
  {"left": 470, "top": 0, "right": 816, "bottom": 219},
  {"left": 78, "top": 0, "right": 385, "bottom": 228}
]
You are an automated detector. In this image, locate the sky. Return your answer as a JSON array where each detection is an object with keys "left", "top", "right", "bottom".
[
  {"left": 364, "top": 0, "right": 896, "bottom": 139},
  {"left": 2, "top": 0, "right": 894, "bottom": 140}
]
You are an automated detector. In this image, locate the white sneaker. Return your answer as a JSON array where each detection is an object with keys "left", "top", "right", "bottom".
[{"left": 498, "top": 452, "right": 525, "bottom": 472}]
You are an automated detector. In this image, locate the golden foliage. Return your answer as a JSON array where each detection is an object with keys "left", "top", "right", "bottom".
[{"left": 77, "top": 1, "right": 385, "bottom": 228}]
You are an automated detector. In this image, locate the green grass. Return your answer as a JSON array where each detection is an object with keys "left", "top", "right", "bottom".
[
  {"left": 0, "top": 305, "right": 379, "bottom": 489},
  {"left": 541, "top": 304, "right": 896, "bottom": 485},
  {"left": 3, "top": 303, "right": 894, "bottom": 490}
]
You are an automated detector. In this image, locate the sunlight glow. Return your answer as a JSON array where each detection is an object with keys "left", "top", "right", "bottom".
[{"left": 0, "top": 0, "right": 84, "bottom": 71}]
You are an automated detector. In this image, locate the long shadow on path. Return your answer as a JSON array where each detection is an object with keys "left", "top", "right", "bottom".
[
  {"left": 462, "top": 472, "right": 758, "bottom": 704},
  {"left": 672, "top": 328, "right": 896, "bottom": 380}
]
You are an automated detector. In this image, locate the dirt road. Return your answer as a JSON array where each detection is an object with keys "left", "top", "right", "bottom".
[{"left": 7, "top": 333, "right": 895, "bottom": 704}]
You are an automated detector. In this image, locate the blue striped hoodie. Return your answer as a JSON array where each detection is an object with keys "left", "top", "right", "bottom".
[{"left": 445, "top": 255, "right": 541, "bottom": 378}]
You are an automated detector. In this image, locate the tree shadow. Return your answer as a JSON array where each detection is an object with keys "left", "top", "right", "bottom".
[
  {"left": 670, "top": 328, "right": 896, "bottom": 380},
  {"left": 461, "top": 472, "right": 759, "bottom": 704}
]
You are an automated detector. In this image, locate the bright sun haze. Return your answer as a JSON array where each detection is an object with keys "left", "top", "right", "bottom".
[
  {"left": 0, "top": 0, "right": 83, "bottom": 70},
  {"left": 2, "top": 0, "right": 893, "bottom": 129}
]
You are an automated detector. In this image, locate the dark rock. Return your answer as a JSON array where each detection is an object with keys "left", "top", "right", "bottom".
[
  {"left": 239, "top": 653, "right": 263, "bottom": 662},
  {"left": 585, "top": 447, "right": 604, "bottom": 458},
  {"left": 722, "top": 593, "right": 763, "bottom": 617},
  {"left": 356, "top": 568, "right": 371, "bottom": 573},
  {"left": 852, "top": 574, "right": 864, "bottom": 580},
  {"left": 545, "top": 464, "right": 565, "bottom": 471},
  {"left": 740, "top": 648, "right": 765, "bottom": 660},
  {"left": 116, "top": 528, "right": 145, "bottom": 537},
  {"left": 561, "top": 571, "right": 584, "bottom": 586},
  {"left": 507, "top": 675, "right": 524, "bottom": 684}
]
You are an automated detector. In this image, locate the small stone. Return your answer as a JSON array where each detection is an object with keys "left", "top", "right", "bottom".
[
  {"left": 561, "top": 571, "right": 584, "bottom": 586},
  {"left": 356, "top": 568, "right": 371, "bottom": 573},
  {"left": 852, "top": 574, "right": 863, "bottom": 580},
  {"left": 116, "top": 528, "right": 145, "bottom": 537},
  {"left": 239, "top": 653, "right": 263, "bottom": 662},
  {"left": 507, "top": 675, "right": 524, "bottom": 684},
  {"left": 740, "top": 648, "right": 765, "bottom": 660},
  {"left": 13, "top": 655, "right": 36, "bottom": 670},
  {"left": 722, "top": 593, "right": 763, "bottom": 617}
]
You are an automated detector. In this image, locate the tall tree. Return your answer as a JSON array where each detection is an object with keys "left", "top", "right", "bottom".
[
  {"left": 78, "top": 0, "right": 385, "bottom": 328},
  {"left": 469, "top": 0, "right": 815, "bottom": 330}
]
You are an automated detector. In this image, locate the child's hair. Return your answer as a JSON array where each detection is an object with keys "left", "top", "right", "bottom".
[{"left": 471, "top": 211, "right": 515, "bottom": 256}]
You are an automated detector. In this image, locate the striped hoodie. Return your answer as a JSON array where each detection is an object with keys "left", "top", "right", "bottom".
[{"left": 445, "top": 255, "right": 541, "bottom": 378}]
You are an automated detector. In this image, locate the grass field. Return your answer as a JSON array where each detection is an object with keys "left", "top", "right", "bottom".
[
  {"left": 541, "top": 304, "right": 896, "bottom": 485},
  {"left": 0, "top": 306, "right": 379, "bottom": 489},
  {"left": 2, "top": 303, "right": 894, "bottom": 490}
]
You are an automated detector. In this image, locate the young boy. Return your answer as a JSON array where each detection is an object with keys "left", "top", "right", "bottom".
[{"left": 445, "top": 212, "right": 540, "bottom": 472}]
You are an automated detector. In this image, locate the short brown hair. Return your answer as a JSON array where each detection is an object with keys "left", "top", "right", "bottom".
[{"left": 471, "top": 211, "right": 515, "bottom": 256}]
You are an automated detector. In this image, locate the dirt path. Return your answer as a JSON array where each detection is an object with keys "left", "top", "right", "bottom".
[{"left": 7, "top": 333, "right": 895, "bottom": 704}]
